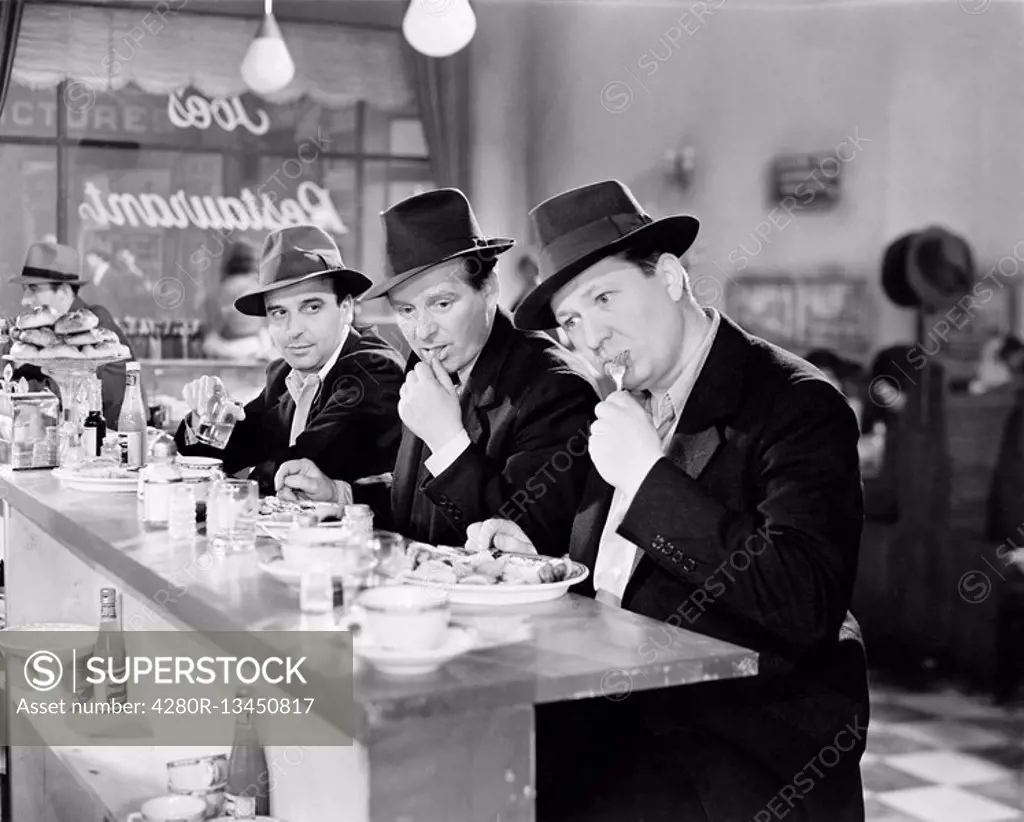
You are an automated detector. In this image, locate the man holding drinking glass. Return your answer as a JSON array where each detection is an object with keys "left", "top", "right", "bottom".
[{"left": 175, "top": 226, "right": 405, "bottom": 517}]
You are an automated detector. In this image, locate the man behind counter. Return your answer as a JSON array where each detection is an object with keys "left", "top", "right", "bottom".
[{"left": 5, "top": 241, "right": 138, "bottom": 426}]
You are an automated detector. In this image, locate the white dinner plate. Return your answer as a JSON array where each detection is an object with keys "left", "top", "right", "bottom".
[
  {"left": 53, "top": 467, "right": 139, "bottom": 494},
  {"left": 399, "top": 561, "right": 590, "bottom": 606},
  {"left": 257, "top": 557, "right": 369, "bottom": 589},
  {"left": 350, "top": 626, "right": 475, "bottom": 676}
]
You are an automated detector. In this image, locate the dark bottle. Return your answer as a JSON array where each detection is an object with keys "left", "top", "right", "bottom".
[
  {"left": 226, "top": 688, "right": 270, "bottom": 816},
  {"left": 83, "top": 378, "right": 106, "bottom": 457}
]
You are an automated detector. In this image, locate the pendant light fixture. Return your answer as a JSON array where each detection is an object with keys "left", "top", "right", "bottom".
[
  {"left": 402, "top": 0, "right": 477, "bottom": 58},
  {"left": 240, "top": 0, "right": 295, "bottom": 95}
]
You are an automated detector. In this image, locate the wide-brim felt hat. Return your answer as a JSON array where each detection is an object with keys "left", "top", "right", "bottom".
[
  {"left": 11, "top": 241, "right": 87, "bottom": 286},
  {"left": 361, "top": 188, "right": 515, "bottom": 301},
  {"left": 907, "top": 225, "right": 975, "bottom": 312},
  {"left": 234, "top": 225, "right": 372, "bottom": 317},
  {"left": 880, "top": 232, "right": 921, "bottom": 309},
  {"left": 880, "top": 226, "right": 975, "bottom": 312},
  {"left": 513, "top": 179, "right": 700, "bottom": 331}
]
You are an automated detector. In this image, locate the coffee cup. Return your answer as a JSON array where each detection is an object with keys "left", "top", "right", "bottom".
[
  {"left": 167, "top": 783, "right": 225, "bottom": 819},
  {"left": 166, "top": 754, "right": 227, "bottom": 792},
  {"left": 354, "top": 585, "right": 451, "bottom": 651},
  {"left": 126, "top": 794, "right": 206, "bottom": 822}
]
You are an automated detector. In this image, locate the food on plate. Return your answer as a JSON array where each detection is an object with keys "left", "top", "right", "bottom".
[
  {"left": 4, "top": 306, "right": 129, "bottom": 363},
  {"left": 16, "top": 305, "right": 61, "bottom": 330},
  {"left": 9, "top": 342, "right": 42, "bottom": 360},
  {"left": 404, "top": 543, "right": 578, "bottom": 586},
  {"left": 16, "top": 327, "right": 58, "bottom": 347},
  {"left": 258, "top": 495, "right": 342, "bottom": 524},
  {"left": 66, "top": 457, "right": 135, "bottom": 480},
  {"left": 63, "top": 328, "right": 106, "bottom": 346},
  {"left": 54, "top": 308, "right": 100, "bottom": 334},
  {"left": 45, "top": 344, "right": 84, "bottom": 359}
]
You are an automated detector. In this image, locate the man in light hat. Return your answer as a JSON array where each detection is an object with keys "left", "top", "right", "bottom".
[
  {"left": 469, "top": 180, "right": 869, "bottom": 822},
  {"left": 6, "top": 240, "right": 137, "bottom": 426},
  {"left": 175, "top": 225, "right": 405, "bottom": 513},
  {"left": 275, "top": 188, "right": 598, "bottom": 554}
]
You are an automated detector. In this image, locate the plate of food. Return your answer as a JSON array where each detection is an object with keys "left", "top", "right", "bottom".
[
  {"left": 398, "top": 543, "right": 589, "bottom": 605},
  {"left": 4, "top": 305, "right": 131, "bottom": 368},
  {"left": 256, "top": 495, "right": 343, "bottom": 539},
  {"left": 53, "top": 459, "right": 139, "bottom": 493}
]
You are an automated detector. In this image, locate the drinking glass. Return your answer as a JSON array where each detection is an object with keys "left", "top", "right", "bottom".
[
  {"left": 193, "top": 391, "right": 242, "bottom": 449},
  {"left": 206, "top": 479, "right": 258, "bottom": 553},
  {"left": 368, "top": 531, "right": 409, "bottom": 581}
]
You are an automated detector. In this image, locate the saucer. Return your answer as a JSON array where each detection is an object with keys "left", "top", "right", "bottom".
[
  {"left": 257, "top": 557, "right": 350, "bottom": 589},
  {"left": 350, "top": 626, "right": 475, "bottom": 676}
]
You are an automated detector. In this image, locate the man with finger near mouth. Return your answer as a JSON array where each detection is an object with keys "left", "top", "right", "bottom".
[
  {"left": 275, "top": 188, "right": 598, "bottom": 554},
  {"left": 174, "top": 225, "right": 405, "bottom": 514},
  {"left": 472, "top": 180, "right": 869, "bottom": 822}
]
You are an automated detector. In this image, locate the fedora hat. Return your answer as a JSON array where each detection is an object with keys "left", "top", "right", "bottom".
[
  {"left": 880, "top": 232, "right": 921, "bottom": 309},
  {"left": 11, "top": 241, "right": 87, "bottom": 286},
  {"left": 513, "top": 180, "right": 700, "bottom": 331},
  {"left": 360, "top": 188, "right": 514, "bottom": 301},
  {"left": 907, "top": 225, "right": 975, "bottom": 312},
  {"left": 233, "top": 225, "right": 372, "bottom": 317}
]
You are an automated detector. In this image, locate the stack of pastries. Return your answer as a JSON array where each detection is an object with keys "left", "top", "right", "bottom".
[{"left": 7, "top": 305, "right": 130, "bottom": 361}]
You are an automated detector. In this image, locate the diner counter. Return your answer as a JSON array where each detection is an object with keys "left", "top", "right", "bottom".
[{"left": 0, "top": 468, "right": 759, "bottom": 822}]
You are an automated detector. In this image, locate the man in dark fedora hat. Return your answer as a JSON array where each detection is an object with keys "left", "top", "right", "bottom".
[
  {"left": 471, "top": 179, "right": 869, "bottom": 822},
  {"left": 5, "top": 240, "right": 137, "bottom": 426},
  {"left": 275, "top": 188, "right": 598, "bottom": 554},
  {"left": 174, "top": 225, "right": 405, "bottom": 512}
]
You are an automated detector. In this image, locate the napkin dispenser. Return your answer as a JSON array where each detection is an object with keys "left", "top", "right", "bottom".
[{"left": 0, "top": 390, "right": 60, "bottom": 469}]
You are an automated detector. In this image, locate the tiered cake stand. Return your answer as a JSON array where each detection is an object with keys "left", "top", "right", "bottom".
[{"left": 2, "top": 354, "right": 129, "bottom": 465}]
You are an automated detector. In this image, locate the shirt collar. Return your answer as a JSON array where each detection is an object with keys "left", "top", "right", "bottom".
[
  {"left": 647, "top": 307, "right": 721, "bottom": 425},
  {"left": 285, "top": 325, "right": 349, "bottom": 401}
]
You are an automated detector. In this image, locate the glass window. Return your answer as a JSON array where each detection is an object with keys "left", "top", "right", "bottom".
[
  {"left": 63, "top": 85, "right": 359, "bottom": 155},
  {"left": 363, "top": 105, "right": 428, "bottom": 157},
  {"left": 0, "top": 145, "right": 58, "bottom": 317},
  {"left": 65, "top": 147, "right": 226, "bottom": 323},
  {"left": 0, "top": 83, "right": 58, "bottom": 139}
]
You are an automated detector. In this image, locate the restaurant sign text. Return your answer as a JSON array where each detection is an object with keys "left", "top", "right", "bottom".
[{"left": 78, "top": 180, "right": 348, "bottom": 235}]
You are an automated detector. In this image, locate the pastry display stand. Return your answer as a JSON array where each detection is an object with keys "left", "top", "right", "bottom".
[{"left": 2, "top": 355, "right": 128, "bottom": 466}]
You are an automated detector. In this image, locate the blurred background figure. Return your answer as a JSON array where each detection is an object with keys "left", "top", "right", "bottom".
[
  {"left": 805, "top": 347, "right": 865, "bottom": 428},
  {"left": 202, "top": 241, "right": 277, "bottom": 361},
  {"left": 504, "top": 251, "right": 542, "bottom": 314}
]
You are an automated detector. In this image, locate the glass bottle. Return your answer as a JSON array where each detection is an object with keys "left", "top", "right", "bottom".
[
  {"left": 226, "top": 688, "right": 270, "bottom": 816},
  {"left": 117, "top": 362, "right": 147, "bottom": 468},
  {"left": 93, "top": 587, "right": 127, "bottom": 705},
  {"left": 82, "top": 378, "right": 106, "bottom": 458}
]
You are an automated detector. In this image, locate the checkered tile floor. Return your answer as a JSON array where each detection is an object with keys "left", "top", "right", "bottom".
[{"left": 865, "top": 676, "right": 1024, "bottom": 821}]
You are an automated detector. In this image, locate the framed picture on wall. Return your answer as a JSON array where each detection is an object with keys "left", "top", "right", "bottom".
[{"left": 725, "top": 276, "right": 799, "bottom": 350}]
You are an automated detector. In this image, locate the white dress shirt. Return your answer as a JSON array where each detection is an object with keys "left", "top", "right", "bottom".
[
  {"left": 593, "top": 308, "right": 721, "bottom": 607},
  {"left": 285, "top": 329, "right": 348, "bottom": 446}
]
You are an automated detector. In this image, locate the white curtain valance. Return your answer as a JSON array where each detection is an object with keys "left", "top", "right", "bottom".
[{"left": 11, "top": 3, "right": 415, "bottom": 110}]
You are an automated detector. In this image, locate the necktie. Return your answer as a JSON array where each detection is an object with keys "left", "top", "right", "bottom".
[{"left": 289, "top": 375, "right": 321, "bottom": 446}]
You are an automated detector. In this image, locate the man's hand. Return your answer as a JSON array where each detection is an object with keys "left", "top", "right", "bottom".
[
  {"left": 398, "top": 355, "right": 464, "bottom": 453},
  {"left": 589, "top": 391, "right": 662, "bottom": 496},
  {"left": 275, "top": 458, "right": 337, "bottom": 502},
  {"left": 182, "top": 375, "right": 246, "bottom": 421},
  {"left": 465, "top": 519, "right": 538, "bottom": 555}
]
